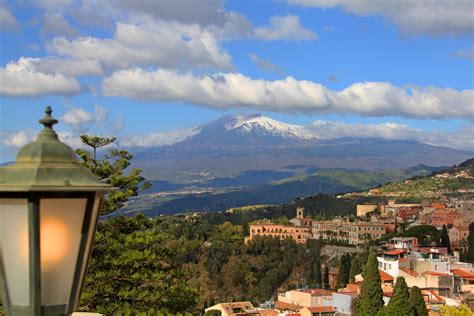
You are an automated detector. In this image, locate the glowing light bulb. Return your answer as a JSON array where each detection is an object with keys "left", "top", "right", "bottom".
[{"left": 40, "top": 219, "right": 68, "bottom": 264}]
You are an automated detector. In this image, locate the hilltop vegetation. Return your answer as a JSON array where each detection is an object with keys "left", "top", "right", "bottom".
[
  {"left": 373, "top": 158, "right": 474, "bottom": 197},
  {"left": 122, "top": 165, "right": 442, "bottom": 216},
  {"left": 80, "top": 214, "right": 356, "bottom": 313}
]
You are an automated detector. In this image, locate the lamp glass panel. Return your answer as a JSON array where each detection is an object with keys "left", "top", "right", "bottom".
[
  {"left": 39, "top": 198, "right": 86, "bottom": 306},
  {"left": 72, "top": 193, "right": 102, "bottom": 308},
  {"left": 0, "top": 199, "right": 29, "bottom": 306}
]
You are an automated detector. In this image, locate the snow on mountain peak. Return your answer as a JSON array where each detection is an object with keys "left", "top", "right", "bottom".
[{"left": 224, "top": 114, "right": 315, "bottom": 140}]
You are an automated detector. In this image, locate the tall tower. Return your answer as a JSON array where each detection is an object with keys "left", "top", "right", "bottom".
[{"left": 297, "top": 207, "right": 304, "bottom": 219}]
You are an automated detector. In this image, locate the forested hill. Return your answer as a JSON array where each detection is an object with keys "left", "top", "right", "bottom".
[
  {"left": 371, "top": 157, "right": 474, "bottom": 196},
  {"left": 121, "top": 164, "right": 443, "bottom": 216}
]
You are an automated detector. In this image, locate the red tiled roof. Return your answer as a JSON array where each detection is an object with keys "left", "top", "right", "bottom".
[
  {"left": 384, "top": 249, "right": 407, "bottom": 255},
  {"left": 429, "top": 290, "right": 444, "bottom": 301},
  {"left": 306, "top": 306, "right": 336, "bottom": 313},
  {"left": 274, "top": 301, "right": 302, "bottom": 311},
  {"left": 425, "top": 271, "right": 449, "bottom": 276},
  {"left": 400, "top": 268, "right": 418, "bottom": 276},
  {"left": 399, "top": 258, "right": 409, "bottom": 262},
  {"left": 258, "top": 310, "right": 279, "bottom": 316},
  {"left": 379, "top": 270, "right": 394, "bottom": 282},
  {"left": 304, "top": 289, "right": 335, "bottom": 296},
  {"left": 451, "top": 269, "right": 474, "bottom": 278},
  {"left": 383, "top": 291, "right": 393, "bottom": 297}
]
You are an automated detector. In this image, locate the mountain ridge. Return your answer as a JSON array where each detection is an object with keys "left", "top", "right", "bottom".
[{"left": 127, "top": 114, "right": 473, "bottom": 183}]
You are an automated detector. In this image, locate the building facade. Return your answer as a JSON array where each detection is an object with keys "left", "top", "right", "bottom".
[{"left": 312, "top": 221, "right": 386, "bottom": 245}]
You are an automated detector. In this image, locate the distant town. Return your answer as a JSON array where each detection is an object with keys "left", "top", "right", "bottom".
[{"left": 206, "top": 181, "right": 474, "bottom": 315}]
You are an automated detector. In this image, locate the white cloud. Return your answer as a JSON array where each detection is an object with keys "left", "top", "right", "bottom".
[
  {"left": 62, "top": 106, "right": 108, "bottom": 133},
  {"left": 288, "top": 0, "right": 474, "bottom": 37},
  {"left": 306, "top": 120, "right": 474, "bottom": 150},
  {"left": 255, "top": 15, "right": 317, "bottom": 41},
  {"left": 102, "top": 69, "right": 474, "bottom": 120},
  {"left": 453, "top": 47, "right": 474, "bottom": 60},
  {"left": 48, "top": 20, "right": 233, "bottom": 70},
  {"left": 30, "top": 57, "right": 103, "bottom": 77},
  {"left": 0, "top": 6, "right": 18, "bottom": 31},
  {"left": 0, "top": 130, "right": 36, "bottom": 148},
  {"left": 0, "top": 57, "right": 81, "bottom": 98},
  {"left": 121, "top": 127, "right": 201, "bottom": 147},
  {"left": 250, "top": 53, "right": 286, "bottom": 75},
  {"left": 42, "top": 12, "right": 78, "bottom": 37},
  {"left": 35, "top": 0, "right": 74, "bottom": 11}
]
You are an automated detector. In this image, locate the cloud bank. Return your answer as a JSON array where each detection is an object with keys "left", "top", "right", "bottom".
[
  {"left": 289, "top": 0, "right": 474, "bottom": 37},
  {"left": 102, "top": 69, "right": 474, "bottom": 120},
  {"left": 0, "top": 57, "right": 81, "bottom": 98}
]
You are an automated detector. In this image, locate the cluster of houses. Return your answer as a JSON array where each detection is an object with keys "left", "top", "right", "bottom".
[
  {"left": 245, "top": 197, "right": 474, "bottom": 247},
  {"left": 228, "top": 197, "right": 474, "bottom": 315},
  {"left": 207, "top": 237, "right": 474, "bottom": 315}
]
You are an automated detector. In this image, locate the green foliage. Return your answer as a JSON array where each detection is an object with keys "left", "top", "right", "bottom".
[
  {"left": 337, "top": 253, "right": 351, "bottom": 288},
  {"left": 403, "top": 225, "right": 439, "bottom": 245},
  {"left": 80, "top": 215, "right": 198, "bottom": 314},
  {"left": 383, "top": 277, "right": 414, "bottom": 316},
  {"left": 467, "top": 223, "right": 474, "bottom": 263},
  {"left": 205, "top": 310, "right": 222, "bottom": 316},
  {"left": 76, "top": 135, "right": 150, "bottom": 214},
  {"left": 440, "top": 224, "right": 451, "bottom": 253},
  {"left": 440, "top": 304, "right": 473, "bottom": 316},
  {"left": 356, "top": 252, "right": 384, "bottom": 315},
  {"left": 313, "top": 259, "right": 322, "bottom": 288},
  {"left": 350, "top": 251, "right": 369, "bottom": 282},
  {"left": 306, "top": 240, "right": 322, "bottom": 288},
  {"left": 323, "top": 265, "right": 329, "bottom": 289},
  {"left": 409, "top": 286, "right": 428, "bottom": 316}
]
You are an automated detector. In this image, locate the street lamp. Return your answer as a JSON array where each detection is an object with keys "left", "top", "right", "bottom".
[{"left": 0, "top": 107, "right": 111, "bottom": 316}]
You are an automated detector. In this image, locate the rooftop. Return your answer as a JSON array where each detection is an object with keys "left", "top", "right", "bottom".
[
  {"left": 384, "top": 249, "right": 407, "bottom": 255},
  {"left": 379, "top": 270, "right": 394, "bottom": 282},
  {"left": 305, "top": 306, "right": 336, "bottom": 313}
]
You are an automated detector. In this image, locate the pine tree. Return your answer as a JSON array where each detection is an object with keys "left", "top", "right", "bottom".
[
  {"left": 467, "top": 223, "right": 474, "bottom": 263},
  {"left": 76, "top": 135, "right": 151, "bottom": 214},
  {"left": 440, "top": 224, "right": 451, "bottom": 254},
  {"left": 385, "top": 277, "right": 414, "bottom": 316},
  {"left": 356, "top": 252, "right": 384, "bottom": 315},
  {"left": 314, "top": 259, "right": 322, "bottom": 288},
  {"left": 409, "top": 286, "right": 428, "bottom": 316},
  {"left": 323, "top": 265, "right": 329, "bottom": 289},
  {"left": 337, "top": 254, "right": 350, "bottom": 288},
  {"left": 344, "top": 253, "right": 352, "bottom": 284}
]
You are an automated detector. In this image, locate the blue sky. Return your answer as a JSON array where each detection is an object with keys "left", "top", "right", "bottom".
[{"left": 0, "top": 0, "right": 473, "bottom": 162}]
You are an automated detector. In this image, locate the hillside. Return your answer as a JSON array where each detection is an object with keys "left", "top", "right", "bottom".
[
  {"left": 365, "top": 158, "right": 474, "bottom": 197},
  {"left": 119, "top": 165, "right": 442, "bottom": 216}
]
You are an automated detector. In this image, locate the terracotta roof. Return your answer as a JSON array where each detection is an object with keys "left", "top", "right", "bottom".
[
  {"left": 379, "top": 270, "right": 394, "bottom": 282},
  {"left": 258, "top": 309, "right": 279, "bottom": 316},
  {"left": 399, "top": 258, "right": 409, "bottom": 262},
  {"left": 384, "top": 249, "right": 407, "bottom": 255},
  {"left": 425, "top": 271, "right": 449, "bottom": 276},
  {"left": 274, "top": 301, "right": 302, "bottom": 311},
  {"left": 306, "top": 306, "right": 336, "bottom": 313},
  {"left": 429, "top": 290, "right": 444, "bottom": 302},
  {"left": 451, "top": 269, "right": 474, "bottom": 278},
  {"left": 400, "top": 268, "right": 418, "bottom": 276},
  {"left": 383, "top": 291, "right": 393, "bottom": 297},
  {"left": 304, "top": 288, "right": 335, "bottom": 296}
]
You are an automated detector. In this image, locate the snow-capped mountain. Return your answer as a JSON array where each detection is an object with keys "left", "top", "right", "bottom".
[
  {"left": 224, "top": 114, "right": 315, "bottom": 140},
  {"left": 130, "top": 114, "right": 472, "bottom": 182}
]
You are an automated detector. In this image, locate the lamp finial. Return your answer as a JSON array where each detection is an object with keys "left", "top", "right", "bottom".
[{"left": 39, "top": 106, "right": 58, "bottom": 130}]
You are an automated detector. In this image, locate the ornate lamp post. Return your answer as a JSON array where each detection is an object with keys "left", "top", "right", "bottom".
[{"left": 0, "top": 107, "right": 111, "bottom": 315}]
